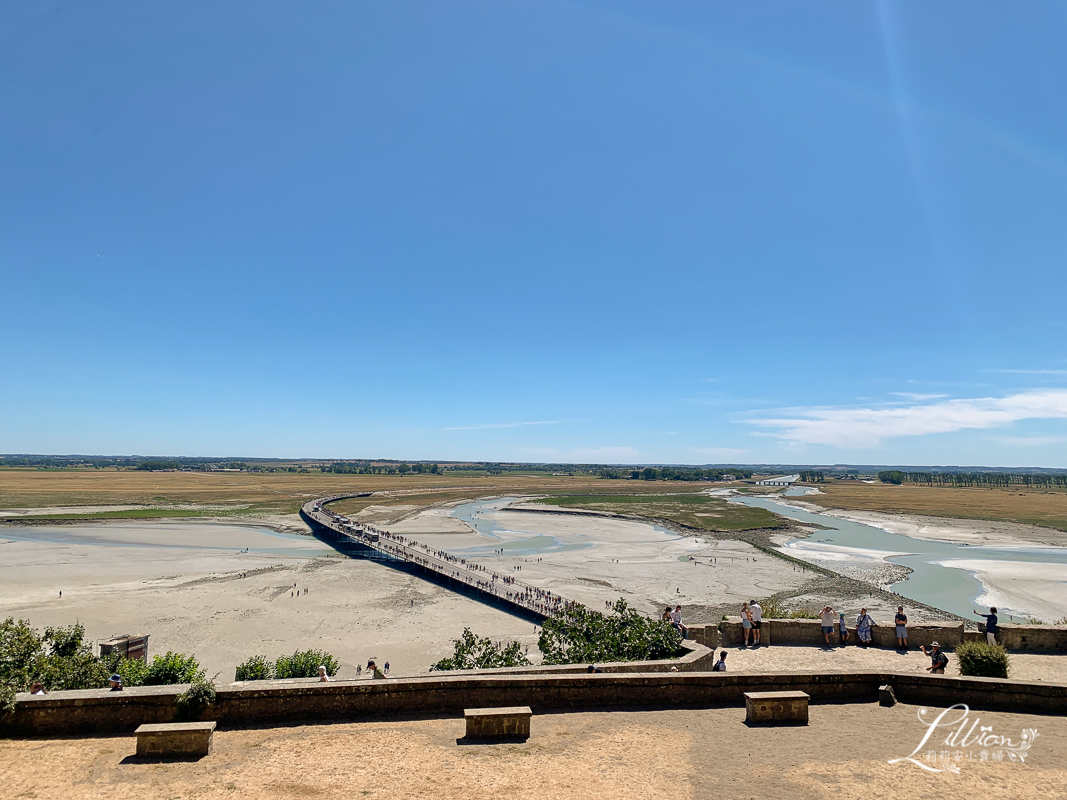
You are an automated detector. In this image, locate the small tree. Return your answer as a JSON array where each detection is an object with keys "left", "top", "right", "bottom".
[
  {"left": 538, "top": 599, "right": 682, "bottom": 666},
  {"left": 430, "top": 628, "right": 531, "bottom": 671},
  {"left": 235, "top": 655, "right": 275, "bottom": 681},
  {"left": 274, "top": 650, "right": 339, "bottom": 679},
  {"left": 955, "top": 641, "right": 1010, "bottom": 679},
  {"left": 143, "top": 652, "right": 205, "bottom": 685},
  {"left": 175, "top": 678, "right": 216, "bottom": 721}
]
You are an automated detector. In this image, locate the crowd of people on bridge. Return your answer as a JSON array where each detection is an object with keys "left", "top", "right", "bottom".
[{"left": 318, "top": 509, "right": 573, "bottom": 617}]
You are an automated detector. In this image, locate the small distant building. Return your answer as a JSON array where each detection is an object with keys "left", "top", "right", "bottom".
[
  {"left": 756, "top": 474, "right": 800, "bottom": 486},
  {"left": 99, "top": 634, "right": 150, "bottom": 662}
]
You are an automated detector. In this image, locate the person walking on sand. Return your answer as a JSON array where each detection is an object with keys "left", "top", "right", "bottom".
[
  {"left": 856, "top": 608, "right": 876, "bottom": 647},
  {"left": 740, "top": 602, "right": 754, "bottom": 647},
  {"left": 749, "top": 599, "right": 763, "bottom": 647},
  {"left": 819, "top": 605, "right": 836, "bottom": 647},
  {"left": 894, "top": 606, "right": 909, "bottom": 650},
  {"left": 973, "top": 606, "right": 998, "bottom": 645}
]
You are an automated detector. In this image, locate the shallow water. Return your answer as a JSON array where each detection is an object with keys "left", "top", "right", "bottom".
[
  {"left": 732, "top": 495, "right": 1067, "bottom": 620},
  {"left": 449, "top": 498, "right": 675, "bottom": 557},
  {"left": 0, "top": 521, "right": 335, "bottom": 558}
]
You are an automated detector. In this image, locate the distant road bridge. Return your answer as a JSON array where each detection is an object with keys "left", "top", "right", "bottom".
[{"left": 300, "top": 495, "right": 576, "bottom": 621}]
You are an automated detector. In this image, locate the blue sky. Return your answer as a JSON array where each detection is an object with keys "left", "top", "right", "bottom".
[{"left": 3, "top": 2, "right": 1067, "bottom": 467}]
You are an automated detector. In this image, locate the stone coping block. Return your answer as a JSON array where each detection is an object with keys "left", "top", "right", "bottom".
[
  {"left": 136, "top": 721, "right": 216, "bottom": 758},
  {"left": 744, "top": 691, "right": 809, "bottom": 724},
  {"left": 464, "top": 706, "right": 532, "bottom": 740}
]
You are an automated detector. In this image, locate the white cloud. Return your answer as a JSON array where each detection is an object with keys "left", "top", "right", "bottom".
[
  {"left": 890, "top": 392, "right": 950, "bottom": 401},
  {"left": 445, "top": 420, "right": 559, "bottom": 431},
  {"left": 690, "top": 447, "right": 748, "bottom": 459},
  {"left": 747, "top": 390, "right": 1067, "bottom": 448}
]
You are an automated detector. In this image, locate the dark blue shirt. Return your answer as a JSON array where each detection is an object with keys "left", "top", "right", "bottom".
[{"left": 982, "top": 613, "right": 998, "bottom": 634}]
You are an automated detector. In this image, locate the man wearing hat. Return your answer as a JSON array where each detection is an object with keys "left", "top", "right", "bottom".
[
  {"left": 919, "top": 642, "right": 949, "bottom": 674},
  {"left": 108, "top": 674, "right": 123, "bottom": 691}
]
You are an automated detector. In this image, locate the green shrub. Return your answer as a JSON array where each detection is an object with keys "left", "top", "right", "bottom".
[
  {"left": 143, "top": 652, "right": 205, "bottom": 686},
  {"left": 955, "top": 641, "right": 1010, "bottom": 679},
  {"left": 274, "top": 650, "right": 339, "bottom": 679},
  {"left": 538, "top": 599, "right": 683, "bottom": 666},
  {"left": 111, "top": 656, "right": 150, "bottom": 687},
  {"left": 175, "top": 679, "right": 216, "bottom": 721},
  {"left": 430, "top": 629, "right": 531, "bottom": 671},
  {"left": 235, "top": 655, "right": 275, "bottom": 681},
  {"left": 0, "top": 682, "right": 15, "bottom": 716}
]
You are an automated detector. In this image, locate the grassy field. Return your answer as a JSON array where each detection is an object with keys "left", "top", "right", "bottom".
[
  {"left": 532, "top": 493, "right": 787, "bottom": 531},
  {"left": 0, "top": 469, "right": 749, "bottom": 524},
  {"left": 808, "top": 481, "right": 1067, "bottom": 532}
]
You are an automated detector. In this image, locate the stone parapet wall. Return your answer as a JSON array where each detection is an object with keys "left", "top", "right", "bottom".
[
  {"left": 720, "top": 618, "right": 1066, "bottom": 652},
  {"left": 6, "top": 670, "right": 1065, "bottom": 738},
  {"left": 446, "top": 639, "right": 715, "bottom": 677}
]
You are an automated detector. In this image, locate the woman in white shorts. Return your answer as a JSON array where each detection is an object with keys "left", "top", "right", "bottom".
[{"left": 740, "top": 602, "right": 753, "bottom": 646}]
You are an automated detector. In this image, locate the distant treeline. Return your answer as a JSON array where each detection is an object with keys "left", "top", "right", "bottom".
[
  {"left": 799, "top": 470, "right": 826, "bottom": 482},
  {"left": 597, "top": 467, "right": 754, "bottom": 481},
  {"left": 327, "top": 461, "right": 439, "bottom": 475},
  {"left": 878, "top": 470, "right": 1067, "bottom": 488}
]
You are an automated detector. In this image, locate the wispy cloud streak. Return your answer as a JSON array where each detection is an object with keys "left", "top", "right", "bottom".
[{"left": 748, "top": 390, "right": 1067, "bottom": 448}]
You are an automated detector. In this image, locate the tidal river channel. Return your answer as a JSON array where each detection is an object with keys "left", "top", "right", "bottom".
[{"left": 732, "top": 494, "right": 1067, "bottom": 621}]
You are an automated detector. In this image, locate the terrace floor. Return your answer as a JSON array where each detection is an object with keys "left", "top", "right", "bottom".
[{"left": 3, "top": 702, "right": 1065, "bottom": 800}]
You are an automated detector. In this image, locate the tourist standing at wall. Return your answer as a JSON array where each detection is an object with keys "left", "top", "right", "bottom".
[
  {"left": 819, "top": 606, "right": 836, "bottom": 647},
  {"left": 749, "top": 600, "right": 762, "bottom": 647},
  {"left": 974, "top": 607, "right": 998, "bottom": 645},
  {"left": 740, "top": 602, "right": 754, "bottom": 647},
  {"left": 671, "top": 605, "right": 688, "bottom": 640},
  {"left": 855, "top": 608, "right": 876, "bottom": 647},
  {"left": 894, "top": 607, "right": 908, "bottom": 650}
]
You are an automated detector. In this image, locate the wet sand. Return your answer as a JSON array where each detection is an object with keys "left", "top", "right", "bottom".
[
  {"left": 0, "top": 523, "right": 538, "bottom": 681},
  {"left": 389, "top": 501, "right": 813, "bottom": 618}
]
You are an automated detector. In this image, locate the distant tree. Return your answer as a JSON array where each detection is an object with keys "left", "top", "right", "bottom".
[
  {"left": 878, "top": 471, "right": 905, "bottom": 485},
  {"left": 398, "top": 463, "right": 411, "bottom": 475}
]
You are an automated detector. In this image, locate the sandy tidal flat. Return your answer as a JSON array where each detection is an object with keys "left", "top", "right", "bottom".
[
  {"left": 390, "top": 501, "right": 812, "bottom": 617},
  {"left": 0, "top": 522, "right": 537, "bottom": 680}
]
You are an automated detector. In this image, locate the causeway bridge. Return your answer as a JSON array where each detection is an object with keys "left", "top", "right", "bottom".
[{"left": 300, "top": 495, "right": 576, "bottom": 621}]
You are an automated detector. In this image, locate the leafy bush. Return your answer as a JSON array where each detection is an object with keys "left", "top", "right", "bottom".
[
  {"left": 0, "top": 683, "right": 16, "bottom": 716},
  {"left": 143, "top": 652, "right": 205, "bottom": 686},
  {"left": 0, "top": 618, "right": 45, "bottom": 690},
  {"left": 175, "top": 679, "right": 216, "bottom": 721},
  {"left": 274, "top": 650, "right": 339, "bottom": 679},
  {"left": 430, "top": 628, "right": 531, "bottom": 671},
  {"left": 111, "top": 655, "right": 150, "bottom": 687},
  {"left": 538, "top": 599, "right": 683, "bottom": 666},
  {"left": 235, "top": 655, "right": 275, "bottom": 681},
  {"left": 0, "top": 618, "right": 202, "bottom": 691},
  {"left": 955, "top": 641, "right": 1010, "bottom": 679}
]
